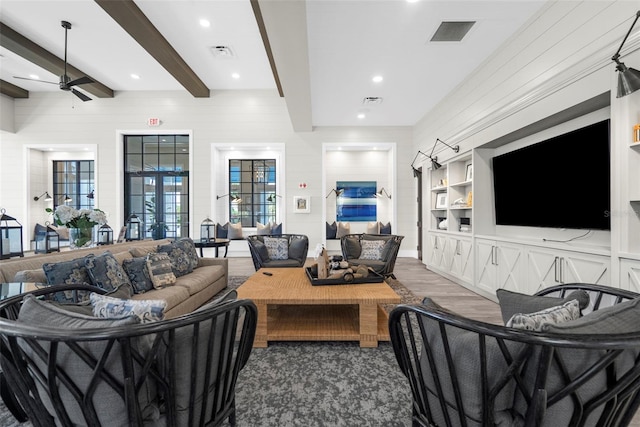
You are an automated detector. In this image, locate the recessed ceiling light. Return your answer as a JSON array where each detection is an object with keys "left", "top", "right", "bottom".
[
  {"left": 28, "top": 74, "right": 39, "bottom": 80},
  {"left": 231, "top": 73, "right": 240, "bottom": 79},
  {"left": 200, "top": 19, "right": 210, "bottom": 28},
  {"left": 406, "top": 0, "right": 419, "bottom": 3},
  {"left": 372, "top": 75, "right": 383, "bottom": 83},
  {"left": 130, "top": 74, "right": 140, "bottom": 79},
  {"left": 357, "top": 113, "right": 366, "bottom": 119}
]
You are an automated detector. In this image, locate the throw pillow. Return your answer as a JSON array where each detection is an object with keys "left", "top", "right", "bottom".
[
  {"left": 326, "top": 221, "right": 337, "bottom": 239},
  {"left": 122, "top": 256, "right": 154, "bottom": 293},
  {"left": 251, "top": 239, "right": 270, "bottom": 262},
  {"left": 264, "top": 236, "right": 289, "bottom": 260},
  {"left": 215, "top": 222, "right": 228, "bottom": 239},
  {"left": 379, "top": 222, "right": 392, "bottom": 234},
  {"left": 506, "top": 300, "right": 580, "bottom": 331},
  {"left": 228, "top": 222, "right": 243, "bottom": 240},
  {"left": 84, "top": 251, "right": 133, "bottom": 294},
  {"left": 359, "top": 240, "right": 385, "bottom": 260},
  {"left": 496, "top": 289, "right": 590, "bottom": 325},
  {"left": 157, "top": 241, "right": 194, "bottom": 278},
  {"left": 343, "top": 236, "right": 362, "bottom": 259},
  {"left": 257, "top": 222, "right": 271, "bottom": 235},
  {"left": 90, "top": 293, "right": 166, "bottom": 323},
  {"left": 271, "top": 222, "right": 283, "bottom": 235},
  {"left": 175, "top": 237, "right": 199, "bottom": 271},
  {"left": 366, "top": 221, "right": 380, "bottom": 234},
  {"left": 288, "top": 236, "right": 308, "bottom": 263},
  {"left": 14, "top": 268, "right": 47, "bottom": 283},
  {"left": 146, "top": 252, "right": 176, "bottom": 289},
  {"left": 542, "top": 296, "right": 640, "bottom": 334},
  {"left": 336, "top": 221, "right": 350, "bottom": 238},
  {"left": 42, "top": 257, "right": 93, "bottom": 303}
]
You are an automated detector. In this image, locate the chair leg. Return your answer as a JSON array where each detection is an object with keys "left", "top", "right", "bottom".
[
  {"left": 229, "top": 402, "right": 236, "bottom": 426},
  {"left": 1, "top": 373, "right": 28, "bottom": 422}
]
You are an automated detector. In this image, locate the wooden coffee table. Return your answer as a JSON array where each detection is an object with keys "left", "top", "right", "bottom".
[{"left": 237, "top": 267, "right": 401, "bottom": 348}]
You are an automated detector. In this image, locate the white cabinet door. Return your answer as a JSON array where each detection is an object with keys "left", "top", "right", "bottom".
[
  {"left": 495, "top": 242, "right": 526, "bottom": 293},
  {"left": 563, "top": 251, "right": 610, "bottom": 285},
  {"left": 449, "top": 236, "right": 473, "bottom": 283},
  {"left": 620, "top": 259, "right": 640, "bottom": 293},
  {"left": 527, "top": 247, "right": 561, "bottom": 294},
  {"left": 427, "top": 233, "right": 448, "bottom": 271},
  {"left": 475, "top": 239, "right": 498, "bottom": 294}
]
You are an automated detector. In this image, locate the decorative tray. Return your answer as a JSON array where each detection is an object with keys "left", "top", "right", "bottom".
[{"left": 305, "top": 266, "right": 384, "bottom": 286}]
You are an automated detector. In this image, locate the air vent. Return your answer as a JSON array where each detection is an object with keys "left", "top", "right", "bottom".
[
  {"left": 211, "top": 45, "right": 236, "bottom": 58},
  {"left": 363, "top": 97, "right": 383, "bottom": 105},
  {"left": 430, "top": 21, "right": 475, "bottom": 42}
]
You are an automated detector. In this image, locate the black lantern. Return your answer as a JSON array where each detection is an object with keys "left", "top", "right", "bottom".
[
  {"left": 97, "top": 224, "right": 114, "bottom": 245},
  {"left": 34, "top": 222, "right": 60, "bottom": 254},
  {"left": 125, "top": 214, "right": 143, "bottom": 241},
  {"left": 0, "top": 209, "right": 24, "bottom": 259},
  {"left": 200, "top": 217, "right": 215, "bottom": 242}
]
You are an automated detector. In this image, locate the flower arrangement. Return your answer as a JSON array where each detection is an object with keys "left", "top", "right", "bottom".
[{"left": 46, "top": 206, "right": 107, "bottom": 228}]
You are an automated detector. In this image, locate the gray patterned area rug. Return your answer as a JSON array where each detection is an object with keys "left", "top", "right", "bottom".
[{"left": 0, "top": 277, "right": 419, "bottom": 427}]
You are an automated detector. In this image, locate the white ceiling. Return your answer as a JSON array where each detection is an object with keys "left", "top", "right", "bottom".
[{"left": 0, "top": 0, "right": 546, "bottom": 127}]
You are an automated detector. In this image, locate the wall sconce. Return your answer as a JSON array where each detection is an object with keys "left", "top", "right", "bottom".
[
  {"left": 63, "top": 194, "right": 72, "bottom": 203},
  {"left": 87, "top": 189, "right": 95, "bottom": 199},
  {"left": 267, "top": 194, "right": 282, "bottom": 202},
  {"left": 33, "top": 191, "right": 53, "bottom": 202},
  {"left": 125, "top": 214, "right": 143, "bottom": 241},
  {"left": 410, "top": 138, "right": 460, "bottom": 175},
  {"left": 325, "top": 188, "right": 344, "bottom": 198},
  {"left": 217, "top": 193, "right": 242, "bottom": 203},
  {"left": 0, "top": 208, "right": 23, "bottom": 259},
  {"left": 612, "top": 11, "right": 640, "bottom": 98},
  {"left": 97, "top": 224, "right": 114, "bottom": 245},
  {"left": 200, "top": 217, "right": 215, "bottom": 242},
  {"left": 375, "top": 188, "right": 391, "bottom": 199}
]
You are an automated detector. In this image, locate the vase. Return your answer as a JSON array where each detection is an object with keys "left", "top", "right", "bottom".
[{"left": 69, "top": 227, "right": 94, "bottom": 249}]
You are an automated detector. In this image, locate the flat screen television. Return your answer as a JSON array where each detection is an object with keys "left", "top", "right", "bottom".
[{"left": 492, "top": 119, "right": 610, "bottom": 230}]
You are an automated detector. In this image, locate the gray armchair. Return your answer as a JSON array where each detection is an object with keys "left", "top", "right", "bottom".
[
  {"left": 0, "top": 284, "right": 256, "bottom": 426},
  {"left": 340, "top": 233, "right": 404, "bottom": 278},
  {"left": 246, "top": 234, "right": 309, "bottom": 271},
  {"left": 390, "top": 283, "right": 640, "bottom": 427}
]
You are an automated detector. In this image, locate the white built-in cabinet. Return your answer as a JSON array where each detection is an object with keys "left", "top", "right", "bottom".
[
  {"left": 474, "top": 239, "right": 526, "bottom": 296},
  {"left": 620, "top": 258, "right": 640, "bottom": 293}
]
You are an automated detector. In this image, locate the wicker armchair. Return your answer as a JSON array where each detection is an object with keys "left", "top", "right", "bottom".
[
  {"left": 0, "top": 284, "right": 256, "bottom": 426},
  {"left": 246, "top": 234, "right": 309, "bottom": 271},
  {"left": 340, "top": 233, "right": 404, "bottom": 278},
  {"left": 389, "top": 284, "right": 640, "bottom": 427}
]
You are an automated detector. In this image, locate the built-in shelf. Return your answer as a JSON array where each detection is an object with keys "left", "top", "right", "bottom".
[
  {"left": 450, "top": 206, "right": 472, "bottom": 210},
  {"left": 431, "top": 186, "right": 447, "bottom": 192},
  {"left": 450, "top": 180, "right": 472, "bottom": 188}
]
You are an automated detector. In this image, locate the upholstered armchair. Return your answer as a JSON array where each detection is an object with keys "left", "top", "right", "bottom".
[
  {"left": 246, "top": 234, "right": 309, "bottom": 271},
  {"left": 0, "top": 284, "right": 256, "bottom": 426},
  {"left": 389, "top": 283, "right": 640, "bottom": 427},
  {"left": 340, "top": 233, "right": 404, "bottom": 278}
]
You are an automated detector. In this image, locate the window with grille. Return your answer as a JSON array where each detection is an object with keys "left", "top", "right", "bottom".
[
  {"left": 228, "top": 159, "right": 277, "bottom": 227},
  {"left": 124, "top": 135, "right": 190, "bottom": 239},
  {"left": 52, "top": 160, "right": 94, "bottom": 210}
]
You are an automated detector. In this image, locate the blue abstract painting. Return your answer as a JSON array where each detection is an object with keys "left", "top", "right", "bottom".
[{"left": 336, "top": 181, "right": 377, "bottom": 222}]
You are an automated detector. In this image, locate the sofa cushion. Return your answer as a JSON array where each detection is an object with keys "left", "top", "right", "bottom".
[
  {"left": 174, "top": 265, "right": 225, "bottom": 296},
  {"left": 496, "top": 288, "right": 590, "bottom": 324},
  {"left": 84, "top": 251, "right": 133, "bottom": 294},
  {"left": 379, "top": 222, "right": 392, "bottom": 234},
  {"left": 271, "top": 222, "right": 283, "bottom": 235},
  {"left": 359, "top": 239, "right": 385, "bottom": 260},
  {"left": 90, "top": 292, "right": 166, "bottom": 323},
  {"left": 43, "top": 257, "right": 93, "bottom": 303},
  {"left": 17, "top": 295, "right": 159, "bottom": 426},
  {"left": 122, "top": 256, "right": 154, "bottom": 294},
  {"left": 146, "top": 252, "right": 176, "bottom": 289},
  {"left": 257, "top": 222, "right": 271, "bottom": 235},
  {"left": 366, "top": 221, "right": 380, "bottom": 234},
  {"left": 336, "top": 221, "right": 350, "bottom": 238},
  {"left": 228, "top": 222, "right": 243, "bottom": 240},
  {"left": 216, "top": 222, "right": 228, "bottom": 238},
  {"left": 326, "top": 221, "right": 337, "bottom": 239},
  {"left": 131, "top": 285, "right": 190, "bottom": 312},
  {"left": 418, "top": 297, "right": 523, "bottom": 426},
  {"left": 542, "top": 296, "right": 640, "bottom": 334},
  {"left": 157, "top": 241, "right": 194, "bottom": 278},
  {"left": 264, "top": 236, "right": 289, "bottom": 260},
  {"left": 288, "top": 237, "right": 307, "bottom": 263},
  {"left": 14, "top": 268, "right": 47, "bottom": 283},
  {"left": 506, "top": 299, "right": 580, "bottom": 331}
]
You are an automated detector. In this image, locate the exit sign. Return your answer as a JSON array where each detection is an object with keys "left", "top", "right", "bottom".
[{"left": 147, "top": 117, "right": 161, "bottom": 126}]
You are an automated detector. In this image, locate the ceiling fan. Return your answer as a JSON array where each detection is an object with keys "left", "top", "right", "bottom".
[{"left": 13, "top": 20, "right": 94, "bottom": 101}]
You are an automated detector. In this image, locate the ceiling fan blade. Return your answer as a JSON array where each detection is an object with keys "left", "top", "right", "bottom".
[
  {"left": 12, "top": 76, "right": 57, "bottom": 85},
  {"left": 71, "top": 88, "right": 92, "bottom": 102},
  {"left": 67, "top": 76, "right": 94, "bottom": 87}
]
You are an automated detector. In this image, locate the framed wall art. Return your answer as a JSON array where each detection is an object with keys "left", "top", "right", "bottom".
[
  {"left": 435, "top": 193, "right": 448, "bottom": 209},
  {"left": 336, "top": 181, "right": 377, "bottom": 222},
  {"left": 293, "top": 196, "right": 311, "bottom": 213}
]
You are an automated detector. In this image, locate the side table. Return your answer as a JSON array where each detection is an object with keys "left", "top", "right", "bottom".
[{"left": 194, "top": 239, "right": 230, "bottom": 258}]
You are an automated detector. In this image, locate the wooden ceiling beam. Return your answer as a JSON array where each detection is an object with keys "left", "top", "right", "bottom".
[
  {"left": 0, "top": 79, "right": 29, "bottom": 98},
  {"left": 250, "top": 0, "right": 284, "bottom": 98},
  {"left": 95, "top": 0, "right": 209, "bottom": 98},
  {"left": 0, "top": 22, "right": 114, "bottom": 99}
]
